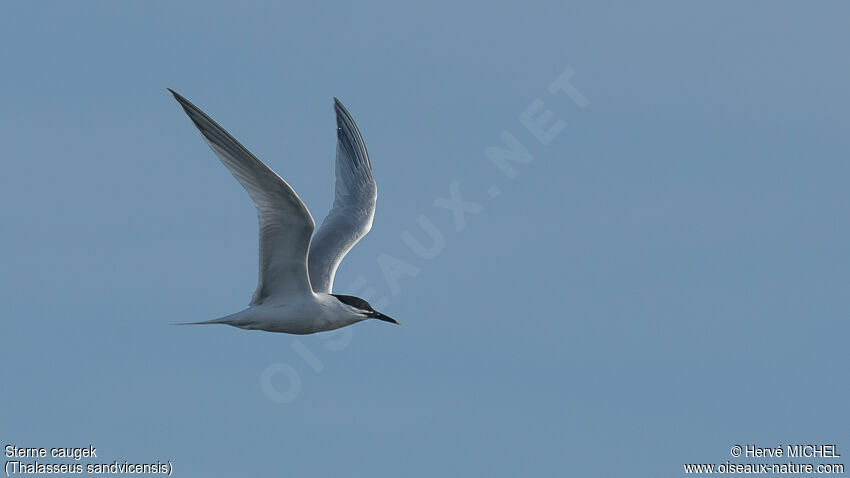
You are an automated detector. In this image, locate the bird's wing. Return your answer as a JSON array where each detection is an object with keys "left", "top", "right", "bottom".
[
  {"left": 308, "top": 98, "right": 377, "bottom": 293},
  {"left": 169, "top": 89, "right": 316, "bottom": 304}
]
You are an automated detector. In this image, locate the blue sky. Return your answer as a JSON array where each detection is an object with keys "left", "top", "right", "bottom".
[{"left": 1, "top": 1, "right": 848, "bottom": 476}]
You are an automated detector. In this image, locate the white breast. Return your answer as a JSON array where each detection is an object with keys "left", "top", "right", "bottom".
[{"left": 226, "top": 294, "right": 366, "bottom": 334}]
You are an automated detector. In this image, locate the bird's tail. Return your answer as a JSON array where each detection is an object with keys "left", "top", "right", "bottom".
[{"left": 171, "top": 314, "right": 237, "bottom": 326}]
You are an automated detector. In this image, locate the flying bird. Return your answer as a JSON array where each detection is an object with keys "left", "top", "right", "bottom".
[{"left": 169, "top": 89, "right": 398, "bottom": 334}]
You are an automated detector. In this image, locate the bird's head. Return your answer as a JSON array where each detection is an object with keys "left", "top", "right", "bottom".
[{"left": 332, "top": 294, "right": 400, "bottom": 325}]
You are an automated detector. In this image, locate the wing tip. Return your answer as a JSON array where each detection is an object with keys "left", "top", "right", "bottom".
[
  {"left": 167, "top": 89, "right": 222, "bottom": 139},
  {"left": 167, "top": 87, "right": 183, "bottom": 101},
  {"left": 168, "top": 88, "right": 197, "bottom": 112},
  {"left": 332, "top": 97, "right": 357, "bottom": 134},
  {"left": 331, "top": 97, "right": 373, "bottom": 173},
  {"left": 333, "top": 97, "right": 355, "bottom": 123}
]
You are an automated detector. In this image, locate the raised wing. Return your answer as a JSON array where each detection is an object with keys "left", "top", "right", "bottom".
[
  {"left": 308, "top": 98, "right": 377, "bottom": 293},
  {"left": 169, "top": 89, "right": 316, "bottom": 304}
]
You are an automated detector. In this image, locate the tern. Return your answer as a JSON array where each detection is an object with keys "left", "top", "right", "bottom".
[{"left": 169, "top": 89, "right": 399, "bottom": 334}]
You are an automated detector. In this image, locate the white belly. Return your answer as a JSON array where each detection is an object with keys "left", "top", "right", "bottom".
[{"left": 222, "top": 294, "right": 364, "bottom": 334}]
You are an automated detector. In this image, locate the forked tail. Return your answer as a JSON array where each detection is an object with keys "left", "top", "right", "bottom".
[{"left": 171, "top": 314, "right": 238, "bottom": 326}]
